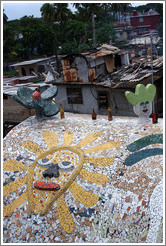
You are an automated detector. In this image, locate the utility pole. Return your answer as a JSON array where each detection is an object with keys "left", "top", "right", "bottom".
[
  {"left": 150, "top": 35, "right": 155, "bottom": 114},
  {"left": 92, "top": 12, "right": 96, "bottom": 48}
]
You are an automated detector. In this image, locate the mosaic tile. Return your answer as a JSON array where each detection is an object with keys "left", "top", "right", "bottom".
[
  {"left": 127, "top": 134, "right": 163, "bottom": 152},
  {"left": 3, "top": 113, "right": 163, "bottom": 243},
  {"left": 124, "top": 148, "right": 163, "bottom": 166}
]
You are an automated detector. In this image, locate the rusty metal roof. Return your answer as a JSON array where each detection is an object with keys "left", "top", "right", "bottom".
[
  {"left": 81, "top": 44, "right": 120, "bottom": 58},
  {"left": 62, "top": 44, "right": 120, "bottom": 61}
]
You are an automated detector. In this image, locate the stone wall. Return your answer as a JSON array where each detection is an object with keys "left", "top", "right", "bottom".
[{"left": 3, "top": 96, "right": 35, "bottom": 123}]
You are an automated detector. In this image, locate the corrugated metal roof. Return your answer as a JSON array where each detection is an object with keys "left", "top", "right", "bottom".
[
  {"left": 129, "top": 36, "right": 161, "bottom": 45},
  {"left": 94, "top": 57, "right": 163, "bottom": 89},
  {"left": 11, "top": 57, "right": 53, "bottom": 67},
  {"left": 82, "top": 44, "right": 120, "bottom": 58},
  {"left": 120, "top": 74, "right": 136, "bottom": 81},
  {"left": 3, "top": 83, "right": 48, "bottom": 96}
]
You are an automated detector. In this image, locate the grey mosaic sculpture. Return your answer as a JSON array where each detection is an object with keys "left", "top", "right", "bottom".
[{"left": 12, "top": 86, "right": 59, "bottom": 118}]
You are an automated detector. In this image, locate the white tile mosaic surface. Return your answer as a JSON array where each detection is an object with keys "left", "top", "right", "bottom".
[{"left": 3, "top": 113, "right": 163, "bottom": 243}]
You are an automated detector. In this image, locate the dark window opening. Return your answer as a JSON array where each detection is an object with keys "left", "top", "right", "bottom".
[
  {"left": 29, "top": 68, "right": 34, "bottom": 74},
  {"left": 115, "top": 55, "right": 122, "bottom": 68},
  {"left": 38, "top": 65, "right": 45, "bottom": 73},
  {"left": 21, "top": 68, "right": 26, "bottom": 76},
  {"left": 66, "top": 88, "right": 83, "bottom": 104},
  {"left": 3, "top": 94, "right": 8, "bottom": 99},
  {"left": 98, "top": 91, "right": 109, "bottom": 109}
]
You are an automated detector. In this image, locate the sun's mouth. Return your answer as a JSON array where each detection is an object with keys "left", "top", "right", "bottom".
[
  {"left": 143, "top": 109, "right": 148, "bottom": 112},
  {"left": 34, "top": 181, "right": 60, "bottom": 191}
]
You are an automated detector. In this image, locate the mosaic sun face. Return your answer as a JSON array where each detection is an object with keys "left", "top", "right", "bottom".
[{"left": 3, "top": 131, "right": 122, "bottom": 233}]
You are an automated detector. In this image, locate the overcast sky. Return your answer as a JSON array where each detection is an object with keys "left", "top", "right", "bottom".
[{"left": 3, "top": 2, "right": 148, "bottom": 21}]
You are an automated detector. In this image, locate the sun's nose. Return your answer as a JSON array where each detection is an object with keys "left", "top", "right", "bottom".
[{"left": 42, "top": 164, "right": 60, "bottom": 178}]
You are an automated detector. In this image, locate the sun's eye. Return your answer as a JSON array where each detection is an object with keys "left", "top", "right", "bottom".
[
  {"left": 58, "top": 161, "right": 74, "bottom": 171},
  {"left": 38, "top": 158, "right": 52, "bottom": 167}
]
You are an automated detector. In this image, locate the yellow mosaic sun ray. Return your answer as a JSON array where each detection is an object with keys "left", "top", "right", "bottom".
[
  {"left": 3, "top": 160, "right": 28, "bottom": 171},
  {"left": 26, "top": 164, "right": 36, "bottom": 213},
  {"left": 3, "top": 191, "right": 28, "bottom": 217},
  {"left": 84, "top": 141, "right": 122, "bottom": 154},
  {"left": 3, "top": 176, "right": 27, "bottom": 197},
  {"left": 42, "top": 131, "right": 58, "bottom": 149},
  {"left": 69, "top": 181, "right": 99, "bottom": 207},
  {"left": 21, "top": 141, "right": 44, "bottom": 156},
  {"left": 75, "top": 132, "right": 103, "bottom": 149},
  {"left": 63, "top": 131, "right": 74, "bottom": 146},
  {"left": 80, "top": 169, "right": 108, "bottom": 184},
  {"left": 57, "top": 194, "right": 74, "bottom": 233},
  {"left": 84, "top": 157, "right": 115, "bottom": 166}
]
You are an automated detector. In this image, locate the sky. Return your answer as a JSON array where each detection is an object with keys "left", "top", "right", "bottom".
[{"left": 2, "top": 2, "right": 149, "bottom": 21}]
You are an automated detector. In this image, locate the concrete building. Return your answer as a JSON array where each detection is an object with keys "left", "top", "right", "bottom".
[
  {"left": 11, "top": 56, "right": 57, "bottom": 77},
  {"left": 52, "top": 54, "right": 163, "bottom": 117}
]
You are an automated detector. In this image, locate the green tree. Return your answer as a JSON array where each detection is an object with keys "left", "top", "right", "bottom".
[
  {"left": 65, "top": 19, "right": 86, "bottom": 42},
  {"left": 96, "top": 23, "right": 116, "bottom": 45},
  {"left": 3, "top": 9, "right": 8, "bottom": 24},
  {"left": 73, "top": 3, "right": 102, "bottom": 48},
  {"left": 53, "top": 3, "right": 73, "bottom": 25},
  {"left": 40, "top": 3, "right": 55, "bottom": 23},
  {"left": 3, "top": 17, "right": 56, "bottom": 62},
  {"left": 40, "top": 3, "right": 72, "bottom": 25},
  {"left": 40, "top": 3, "right": 73, "bottom": 70},
  {"left": 19, "top": 17, "right": 55, "bottom": 57},
  {"left": 3, "top": 24, "right": 16, "bottom": 62},
  {"left": 100, "top": 3, "right": 112, "bottom": 14}
]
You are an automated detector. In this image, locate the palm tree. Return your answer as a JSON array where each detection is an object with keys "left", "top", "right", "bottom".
[
  {"left": 40, "top": 3, "right": 72, "bottom": 25},
  {"left": 53, "top": 3, "right": 72, "bottom": 25},
  {"left": 40, "top": 3, "right": 55, "bottom": 23},
  {"left": 40, "top": 3, "right": 72, "bottom": 72}
]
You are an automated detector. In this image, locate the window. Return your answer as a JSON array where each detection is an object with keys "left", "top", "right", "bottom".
[
  {"left": 21, "top": 68, "right": 26, "bottom": 76},
  {"left": 3, "top": 94, "right": 8, "bottom": 99},
  {"left": 66, "top": 88, "right": 83, "bottom": 104},
  {"left": 29, "top": 68, "right": 34, "bottom": 74},
  {"left": 139, "top": 17, "right": 143, "bottom": 22},
  {"left": 98, "top": 91, "right": 109, "bottom": 109}
]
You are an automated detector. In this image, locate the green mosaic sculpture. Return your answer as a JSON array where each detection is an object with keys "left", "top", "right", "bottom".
[
  {"left": 125, "top": 84, "right": 156, "bottom": 119},
  {"left": 125, "top": 84, "right": 156, "bottom": 106},
  {"left": 12, "top": 86, "right": 59, "bottom": 118}
]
